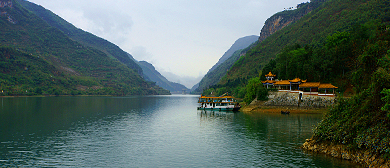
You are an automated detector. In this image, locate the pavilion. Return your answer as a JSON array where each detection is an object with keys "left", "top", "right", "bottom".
[{"left": 261, "top": 71, "right": 338, "bottom": 96}]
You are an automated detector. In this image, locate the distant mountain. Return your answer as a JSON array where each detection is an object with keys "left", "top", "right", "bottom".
[
  {"left": 138, "top": 61, "right": 188, "bottom": 94},
  {"left": 16, "top": 0, "right": 143, "bottom": 76},
  {"left": 191, "top": 35, "right": 258, "bottom": 93},
  {"left": 208, "top": 35, "right": 259, "bottom": 73},
  {"left": 0, "top": 0, "right": 169, "bottom": 96}
]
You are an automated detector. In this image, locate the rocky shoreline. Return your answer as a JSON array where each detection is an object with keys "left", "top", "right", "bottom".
[{"left": 302, "top": 138, "right": 390, "bottom": 168}]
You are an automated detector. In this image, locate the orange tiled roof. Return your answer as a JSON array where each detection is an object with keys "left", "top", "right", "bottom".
[
  {"left": 265, "top": 71, "right": 276, "bottom": 77},
  {"left": 319, "top": 83, "right": 338, "bottom": 89},
  {"left": 274, "top": 80, "right": 290, "bottom": 85},
  {"left": 200, "top": 96, "right": 235, "bottom": 99},
  {"left": 290, "top": 78, "right": 305, "bottom": 83},
  {"left": 261, "top": 80, "right": 276, "bottom": 84},
  {"left": 299, "top": 82, "right": 320, "bottom": 88}
]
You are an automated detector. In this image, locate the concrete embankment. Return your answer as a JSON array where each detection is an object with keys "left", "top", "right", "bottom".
[{"left": 303, "top": 139, "right": 390, "bottom": 168}]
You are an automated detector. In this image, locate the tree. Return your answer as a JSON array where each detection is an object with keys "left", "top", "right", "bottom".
[{"left": 243, "top": 77, "right": 268, "bottom": 104}]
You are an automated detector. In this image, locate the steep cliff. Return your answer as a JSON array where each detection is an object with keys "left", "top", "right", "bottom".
[{"left": 258, "top": 1, "right": 323, "bottom": 42}]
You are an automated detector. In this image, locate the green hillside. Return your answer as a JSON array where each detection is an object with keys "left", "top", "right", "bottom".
[
  {"left": 16, "top": 0, "right": 143, "bottom": 76},
  {"left": 223, "top": 0, "right": 389, "bottom": 85},
  {"left": 192, "top": 35, "right": 258, "bottom": 94},
  {"left": 0, "top": 0, "right": 169, "bottom": 96},
  {"left": 307, "top": 21, "right": 390, "bottom": 164},
  {"left": 204, "top": 0, "right": 390, "bottom": 97},
  {"left": 205, "top": 0, "right": 390, "bottom": 163}
]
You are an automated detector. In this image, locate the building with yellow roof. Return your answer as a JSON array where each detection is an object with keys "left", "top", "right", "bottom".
[{"left": 261, "top": 71, "right": 338, "bottom": 96}]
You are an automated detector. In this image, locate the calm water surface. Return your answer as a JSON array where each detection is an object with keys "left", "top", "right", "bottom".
[{"left": 0, "top": 95, "right": 361, "bottom": 167}]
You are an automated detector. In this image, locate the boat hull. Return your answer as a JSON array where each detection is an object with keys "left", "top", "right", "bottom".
[{"left": 197, "top": 107, "right": 240, "bottom": 111}]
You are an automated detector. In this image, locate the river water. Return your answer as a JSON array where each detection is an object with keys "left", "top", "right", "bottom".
[{"left": 0, "top": 95, "right": 360, "bottom": 167}]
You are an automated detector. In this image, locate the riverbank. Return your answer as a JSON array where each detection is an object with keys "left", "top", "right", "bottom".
[
  {"left": 240, "top": 98, "right": 390, "bottom": 168},
  {"left": 303, "top": 138, "right": 390, "bottom": 168}
]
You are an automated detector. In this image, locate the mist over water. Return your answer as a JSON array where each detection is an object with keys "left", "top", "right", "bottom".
[{"left": 0, "top": 96, "right": 360, "bottom": 167}]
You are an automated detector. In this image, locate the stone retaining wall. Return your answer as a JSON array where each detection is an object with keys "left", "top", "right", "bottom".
[{"left": 264, "top": 92, "right": 336, "bottom": 107}]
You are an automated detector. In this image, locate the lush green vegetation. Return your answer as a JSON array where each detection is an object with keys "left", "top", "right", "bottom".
[
  {"left": 312, "top": 22, "right": 390, "bottom": 158},
  {"left": 16, "top": 0, "right": 143, "bottom": 75},
  {"left": 204, "top": 0, "right": 390, "bottom": 103},
  {"left": 0, "top": 0, "right": 169, "bottom": 96},
  {"left": 0, "top": 46, "right": 170, "bottom": 96},
  {"left": 242, "top": 77, "right": 268, "bottom": 104},
  {"left": 210, "top": 0, "right": 390, "bottom": 93},
  {"left": 203, "top": 0, "right": 390, "bottom": 159}
]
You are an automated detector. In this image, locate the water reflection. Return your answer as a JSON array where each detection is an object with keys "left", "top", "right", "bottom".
[
  {"left": 196, "top": 110, "right": 361, "bottom": 168},
  {"left": 0, "top": 96, "right": 361, "bottom": 167}
]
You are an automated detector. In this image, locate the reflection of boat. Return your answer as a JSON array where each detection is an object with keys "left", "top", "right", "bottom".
[{"left": 197, "top": 94, "right": 241, "bottom": 111}]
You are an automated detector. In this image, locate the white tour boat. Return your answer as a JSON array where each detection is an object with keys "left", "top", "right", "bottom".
[{"left": 197, "top": 95, "right": 241, "bottom": 111}]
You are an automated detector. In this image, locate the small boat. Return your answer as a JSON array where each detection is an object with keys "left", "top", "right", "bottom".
[
  {"left": 197, "top": 94, "right": 241, "bottom": 111},
  {"left": 281, "top": 111, "right": 290, "bottom": 114}
]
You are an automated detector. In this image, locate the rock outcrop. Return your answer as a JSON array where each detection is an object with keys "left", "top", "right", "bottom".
[
  {"left": 303, "top": 138, "right": 390, "bottom": 168},
  {"left": 258, "top": 2, "right": 315, "bottom": 42}
]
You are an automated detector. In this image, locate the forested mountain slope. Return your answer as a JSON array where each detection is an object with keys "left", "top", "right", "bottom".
[
  {"left": 16, "top": 0, "right": 143, "bottom": 76},
  {"left": 17, "top": 0, "right": 189, "bottom": 94},
  {"left": 0, "top": 0, "right": 169, "bottom": 96},
  {"left": 191, "top": 35, "right": 258, "bottom": 94},
  {"left": 219, "top": 0, "right": 390, "bottom": 87},
  {"left": 138, "top": 61, "right": 188, "bottom": 94},
  {"left": 197, "top": 0, "right": 327, "bottom": 95},
  {"left": 207, "top": 35, "right": 259, "bottom": 74}
]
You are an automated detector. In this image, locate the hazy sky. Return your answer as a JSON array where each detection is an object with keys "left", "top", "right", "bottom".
[{"left": 28, "top": 0, "right": 306, "bottom": 87}]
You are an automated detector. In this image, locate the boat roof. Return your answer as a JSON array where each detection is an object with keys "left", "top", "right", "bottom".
[{"left": 199, "top": 96, "right": 235, "bottom": 99}]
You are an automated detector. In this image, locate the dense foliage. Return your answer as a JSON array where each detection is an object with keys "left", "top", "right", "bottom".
[
  {"left": 213, "top": 0, "right": 390, "bottom": 93},
  {"left": 243, "top": 77, "right": 268, "bottom": 104},
  {"left": 312, "top": 22, "right": 390, "bottom": 158}
]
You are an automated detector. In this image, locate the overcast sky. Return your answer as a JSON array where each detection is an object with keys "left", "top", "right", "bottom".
[{"left": 28, "top": 0, "right": 306, "bottom": 87}]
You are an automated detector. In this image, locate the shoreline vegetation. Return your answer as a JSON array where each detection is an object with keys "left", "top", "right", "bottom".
[
  {"left": 242, "top": 103, "right": 387, "bottom": 168},
  {"left": 241, "top": 94, "right": 390, "bottom": 168},
  {"left": 227, "top": 21, "right": 390, "bottom": 168}
]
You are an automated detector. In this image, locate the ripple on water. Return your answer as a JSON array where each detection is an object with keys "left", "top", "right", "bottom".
[{"left": 0, "top": 96, "right": 362, "bottom": 167}]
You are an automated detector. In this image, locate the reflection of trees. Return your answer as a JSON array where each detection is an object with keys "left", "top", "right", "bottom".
[
  {"left": 197, "top": 111, "right": 322, "bottom": 145},
  {"left": 0, "top": 96, "right": 150, "bottom": 140},
  {"left": 242, "top": 113, "right": 323, "bottom": 145}
]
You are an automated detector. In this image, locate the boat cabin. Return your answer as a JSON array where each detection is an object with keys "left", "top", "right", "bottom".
[{"left": 198, "top": 95, "right": 240, "bottom": 111}]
